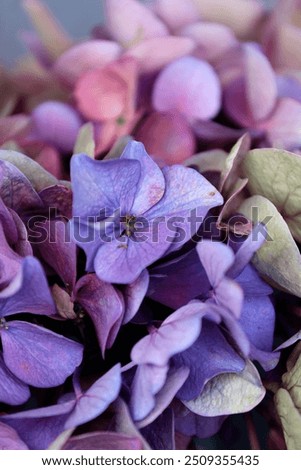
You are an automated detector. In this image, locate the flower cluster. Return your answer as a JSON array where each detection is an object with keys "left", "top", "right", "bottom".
[{"left": 0, "top": 0, "right": 301, "bottom": 451}]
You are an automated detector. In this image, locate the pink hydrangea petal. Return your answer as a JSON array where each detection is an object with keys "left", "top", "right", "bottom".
[
  {"left": 223, "top": 44, "right": 277, "bottom": 127},
  {"left": 35, "top": 146, "right": 63, "bottom": 179},
  {"left": 152, "top": 56, "right": 221, "bottom": 122},
  {"left": 180, "top": 22, "right": 237, "bottom": 63},
  {"left": 104, "top": 0, "right": 168, "bottom": 46},
  {"left": 53, "top": 40, "right": 122, "bottom": 88},
  {"left": 31, "top": 101, "right": 82, "bottom": 152},
  {"left": 0, "top": 115, "right": 30, "bottom": 147},
  {"left": 153, "top": 0, "right": 200, "bottom": 31},
  {"left": 256, "top": 97, "right": 301, "bottom": 150},
  {"left": 244, "top": 44, "right": 278, "bottom": 121},
  {"left": 75, "top": 69, "right": 127, "bottom": 121},
  {"left": 124, "top": 37, "right": 195, "bottom": 73},
  {"left": 135, "top": 111, "right": 196, "bottom": 165},
  {"left": 192, "top": 0, "right": 264, "bottom": 39}
]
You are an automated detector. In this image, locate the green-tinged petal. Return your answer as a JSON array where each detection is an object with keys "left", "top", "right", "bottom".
[
  {"left": 73, "top": 123, "right": 95, "bottom": 158},
  {"left": 275, "top": 389, "right": 301, "bottom": 450},
  {"left": 239, "top": 195, "right": 301, "bottom": 297},
  {"left": 243, "top": 148, "right": 301, "bottom": 242},
  {"left": 183, "top": 361, "right": 265, "bottom": 417},
  {"left": 0, "top": 149, "right": 70, "bottom": 191}
]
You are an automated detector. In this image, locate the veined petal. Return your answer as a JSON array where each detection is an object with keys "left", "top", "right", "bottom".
[{"left": 0, "top": 321, "right": 83, "bottom": 387}]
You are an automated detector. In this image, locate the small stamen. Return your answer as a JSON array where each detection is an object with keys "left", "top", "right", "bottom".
[{"left": 0, "top": 318, "right": 9, "bottom": 330}]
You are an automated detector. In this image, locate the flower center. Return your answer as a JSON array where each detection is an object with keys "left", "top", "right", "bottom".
[
  {"left": 121, "top": 214, "right": 137, "bottom": 238},
  {"left": 0, "top": 318, "right": 9, "bottom": 330}
]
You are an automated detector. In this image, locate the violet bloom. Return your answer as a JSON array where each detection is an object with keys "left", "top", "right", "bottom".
[
  {"left": 0, "top": 256, "right": 83, "bottom": 403},
  {"left": 71, "top": 141, "right": 223, "bottom": 284}
]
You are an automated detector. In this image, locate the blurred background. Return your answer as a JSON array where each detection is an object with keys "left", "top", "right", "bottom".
[{"left": 0, "top": 0, "right": 278, "bottom": 67}]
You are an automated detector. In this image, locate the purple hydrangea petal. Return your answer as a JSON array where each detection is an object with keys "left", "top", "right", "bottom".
[
  {"left": 250, "top": 345, "right": 280, "bottom": 372},
  {"left": 197, "top": 241, "right": 235, "bottom": 287},
  {"left": 120, "top": 141, "right": 165, "bottom": 215},
  {"left": 31, "top": 101, "right": 83, "bottom": 153},
  {"left": 227, "top": 224, "right": 267, "bottom": 279},
  {"left": 94, "top": 224, "right": 171, "bottom": 284},
  {"left": 136, "top": 366, "right": 189, "bottom": 428},
  {"left": 239, "top": 295, "right": 275, "bottom": 352},
  {"left": 223, "top": 44, "right": 277, "bottom": 127},
  {"left": 35, "top": 219, "right": 77, "bottom": 289},
  {"left": 131, "top": 301, "right": 209, "bottom": 367},
  {"left": 63, "top": 432, "right": 143, "bottom": 450},
  {"left": 38, "top": 185, "right": 73, "bottom": 220},
  {"left": 0, "top": 222, "right": 22, "bottom": 290},
  {"left": 71, "top": 153, "right": 141, "bottom": 218},
  {"left": 141, "top": 408, "right": 174, "bottom": 450},
  {"left": 130, "top": 364, "right": 169, "bottom": 422},
  {"left": 152, "top": 56, "right": 221, "bottom": 122},
  {"left": 75, "top": 274, "right": 124, "bottom": 354},
  {"left": 148, "top": 250, "right": 210, "bottom": 309},
  {"left": 234, "top": 265, "right": 273, "bottom": 296},
  {"left": 2, "top": 412, "right": 71, "bottom": 450},
  {"left": 175, "top": 409, "right": 226, "bottom": 439},
  {"left": 0, "top": 422, "right": 28, "bottom": 450},
  {"left": 64, "top": 364, "right": 121, "bottom": 429},
  {"left": 0, "top": 256, "right": 56, "bottom": 316},
  {"left": 192, "top": 119, "right": 246, "bottom": 147},
  {"left": 148, "top": 165, "right": 222, "bottom": 220},
  {"left": 0, "top": 321, "right": 83, "bottom": 387},
  {"left": 122, "top": 269, "right": 149, "bottom": 324},
  {"left": 0, "top": 352, "right": 30, "bottom": 406},
  {"left": 0, "top": 160, "right": 43, "bottom": 214},
  {"left": 173, "top": 320, "right": 245, "bottom": 401},
  {"left": 215, "top": 277, "right": 244, "bottom": 319}
]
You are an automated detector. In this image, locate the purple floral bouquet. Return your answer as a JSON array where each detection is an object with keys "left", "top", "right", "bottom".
[{"left": 0, "top": 0, "right": 301, "bottom": 451}]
